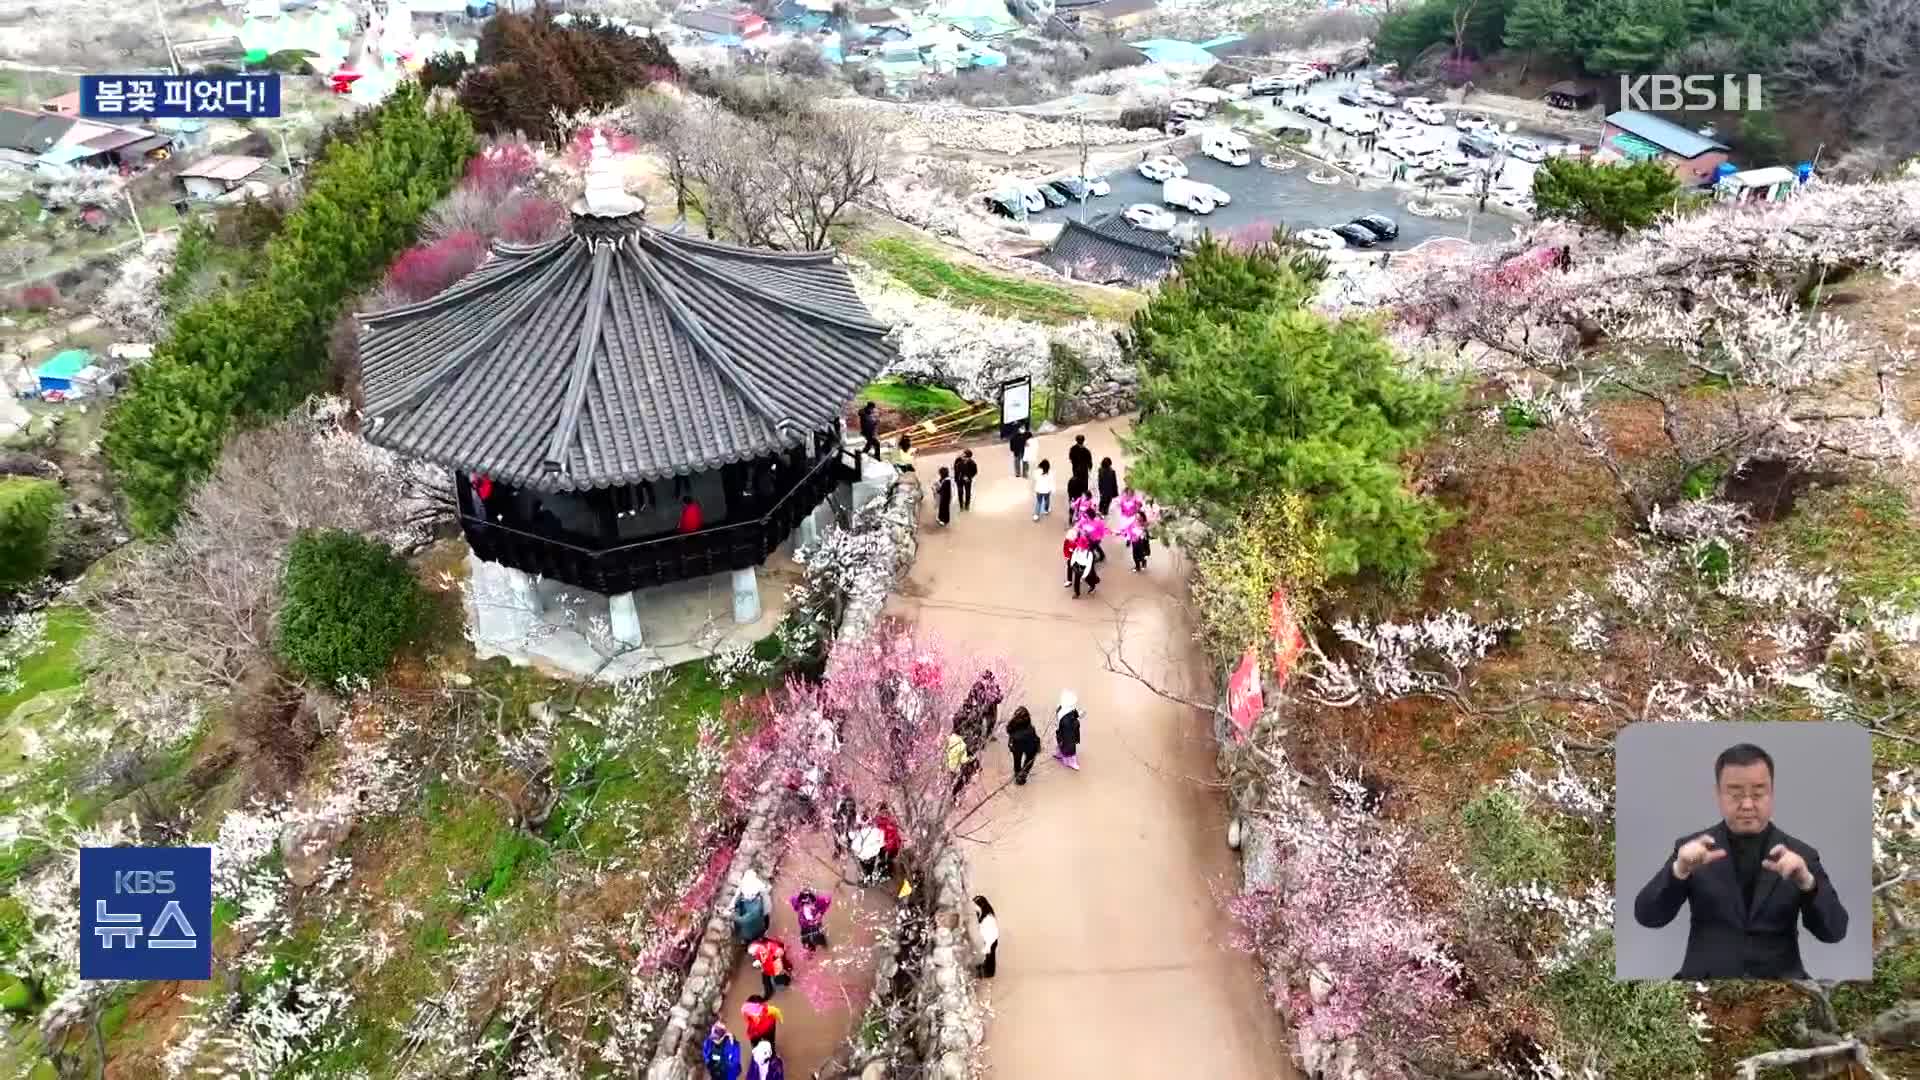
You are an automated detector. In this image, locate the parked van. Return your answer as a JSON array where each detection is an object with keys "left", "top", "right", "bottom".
[
  {"left": 1162, "top": 177, "right": 1221, "bottom": 214},
  {"left": 1201, "top": 128, "right": 1252, "bottom": 166}
]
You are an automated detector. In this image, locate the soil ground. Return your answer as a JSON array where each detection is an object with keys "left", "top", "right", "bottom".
[{"left": 885, "top": 418, "right": 1303, "bottom": 1080}]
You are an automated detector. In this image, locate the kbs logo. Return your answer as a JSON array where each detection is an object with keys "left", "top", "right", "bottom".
[
  {"left": 79, "top": 847, "right": 212, "bottom": 980},
  {"left": 1619, "top": 74, "right": 1765, "bottom": 113}
]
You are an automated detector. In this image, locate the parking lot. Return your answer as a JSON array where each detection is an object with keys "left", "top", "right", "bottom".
[{"left": 1026, "top": 155, "right": 1485, "bottom": 249}]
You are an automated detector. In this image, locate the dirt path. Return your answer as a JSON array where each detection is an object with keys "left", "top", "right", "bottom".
[{"left": 884, "top": 419, "right": 1302, "bottom": 1080}]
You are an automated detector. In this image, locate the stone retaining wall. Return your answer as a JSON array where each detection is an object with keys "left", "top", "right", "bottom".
[
  {"left": 647, "top": 478, "right": 923, "bottom": 1080},
  {"left": 913, "top": 845, "right": 983, "bottom": 1080},
  {"left": 1210, "top": 700, "right": 1369, "bottom": 1080}
]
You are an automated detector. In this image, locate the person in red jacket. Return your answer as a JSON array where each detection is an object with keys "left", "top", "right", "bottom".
[
  {"left": 873, "top": 806, "right": 903, "bottom": 878},
  {"left": 746, "top": 936, "right": 790, "bottom": 999},
  {"left": 678, "top": 495, "right": 705, "bottom": 533},
  {"left": 741, "top": 995, "right": 782, "bottom": 1054}
]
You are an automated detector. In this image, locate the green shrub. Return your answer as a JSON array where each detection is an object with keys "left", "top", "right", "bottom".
[
  {"left": 275, "top": 529, "right": 423, "bottom": 686},
  {"left": 1544, "top": 933, "right": 1705, "bottom": 1080},
  {"left": 1460, "top": 788, "right": 1567, "bottom": 886},
  {"left": 106, "top": 83, "right": 475, "bottom": 535},
  {"left": 0, "top": 477, "right": 63, "bottom": 591}
]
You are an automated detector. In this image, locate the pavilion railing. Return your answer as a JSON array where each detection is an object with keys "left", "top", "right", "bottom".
[{"left": 462, "top": 447, "right": 858, "bottom": 596}]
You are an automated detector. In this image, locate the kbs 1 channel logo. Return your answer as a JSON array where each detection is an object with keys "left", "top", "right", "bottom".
[
  {"left": 79, "top": 847, "right": 213, "bottom": 981},
  {"left": 80, "top": 74, "right": 281, "bottom": 120}
]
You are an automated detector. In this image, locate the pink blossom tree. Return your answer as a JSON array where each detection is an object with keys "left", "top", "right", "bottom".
[{"left": 385, "top": 230, "right": 489, "bottom": 302}]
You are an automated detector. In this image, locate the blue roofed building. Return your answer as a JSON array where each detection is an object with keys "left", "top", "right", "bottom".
[
  {"left": 1602, "top": 110, "right": 1730, "bottom": 187},
  {"left": 1129, "top": 39, "right": 1220, "bottom": 68}
]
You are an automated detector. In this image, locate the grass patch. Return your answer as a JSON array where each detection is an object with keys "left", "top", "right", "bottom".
[
  {"left": 1459, "top": 788, "right": 1567, "bottom": 886},
  {"left": 1780, "top": 481, "right": 1920, "bottom": 599},
  {"left": 855, "top": 235, "right": 1093, "bottom": 323},
  {"left": 0, "top": 606, "right": 91, "bottom": 718},
  {"left": 859, "top": 379, "right": 972, "bottom": 421},
  {"left": 1543, "top": 934, "right": 1706, "bottom": 1079}
]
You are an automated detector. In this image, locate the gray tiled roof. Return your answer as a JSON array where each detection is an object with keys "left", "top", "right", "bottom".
[
  {"left": 1605, "top": 110, "right": 1729, "bottom": 158},
  {"left": 357, "top": 222, "right": 895, "bottom": 493},
  {"left": 1037, "top": 212, "right": 1179, "bottom": 286}
]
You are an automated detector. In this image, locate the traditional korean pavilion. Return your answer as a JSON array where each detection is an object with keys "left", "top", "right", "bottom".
[{"left": 357, "top": 136, "right": 895, "bottom": 650}]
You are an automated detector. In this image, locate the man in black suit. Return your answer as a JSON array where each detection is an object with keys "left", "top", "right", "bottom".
[{"left": 1633, "top": 743, "right": 1849, "bottom": 979}]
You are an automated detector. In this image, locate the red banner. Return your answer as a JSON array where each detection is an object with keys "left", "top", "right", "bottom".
[
  {"left": 1228, "top": 648, "right": 1263, "bottom": 739},
  {"left": 1271, "top": 589, "right": 1305, "bottom": 689}
]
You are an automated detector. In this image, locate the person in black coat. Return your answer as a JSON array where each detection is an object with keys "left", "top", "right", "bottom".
[
  {"left": 1008, "top": 422, "right": 1030, "bottom": 478},
  {"left": 858, "top": 402, "right": 881, "bottom": 458},
  {"left": 954, "top": 450, "right": 978, "bottom": 511},
  {"left": 1096, "top": 458, "right": 1119, "bottom": 516},
  {"left": 1005, "top": 707, "right": 1041, "bottom": 785},
  {"left": 933, "top": 466, "right": 953, "bottom": 526},
  {"left": 1067, "top": 434, "right": 1093, "bottom": 483},
  {"left": 1632, "top": 743, "right": 1849, "bottom": 979},
  {"left": 1053, "top": 691, "right": 1082, "bottom": 771},
  {"left": 1066, "top": 468, "right": 1089, "bottom": 504}
]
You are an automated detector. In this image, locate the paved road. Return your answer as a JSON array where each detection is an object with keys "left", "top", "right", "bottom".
[{"left": 887, "top": 420, "right": 1302, "bottom": 1080}]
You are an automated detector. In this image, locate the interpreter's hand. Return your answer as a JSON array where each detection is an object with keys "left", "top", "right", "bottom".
[
  {"left": 1672, "top": 833, "right": 1727, "bottom": 879},
  {"left": 1763, "top": 844, "right": 1817, "bottom": 892}
]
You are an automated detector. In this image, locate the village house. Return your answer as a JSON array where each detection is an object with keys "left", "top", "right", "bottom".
[
  {"left": 1718, "top": 165, "right": 1800, "bottom": 204},
  {"left": 673, "top": 6, "right": 769, "bottom": 44},
  {"left": 1077, "top": 0, "right": 1158, "bottom": 32},
  {"left": 1601, "top": 109, "right": 1730, "bottom": 186},
  {"left": 1543, "top": 81, "right": 1599, "bottom": 111},
  {"left": 174, "top": 153, "right": 273, "bottom": 202}
]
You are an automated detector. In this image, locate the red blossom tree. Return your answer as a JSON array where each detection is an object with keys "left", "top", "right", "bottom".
[
  {"left": 385, "top": 230, "right": 489, "bottom": 302},
  {"left": 463, "top": 140, "right": 540, "bottom": 197}
]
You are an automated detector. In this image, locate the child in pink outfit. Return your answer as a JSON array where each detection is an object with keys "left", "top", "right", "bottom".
[{"left": 791, "top": 888, "right": 832, "bottom": 951}]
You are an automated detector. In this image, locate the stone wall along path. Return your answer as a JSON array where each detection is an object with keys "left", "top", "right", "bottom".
[{"left": 884, "top": 419, "right": 1302, "bottom": 1080}]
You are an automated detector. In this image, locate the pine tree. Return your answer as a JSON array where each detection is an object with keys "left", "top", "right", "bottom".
[
  {"left": 1504, "top": 0, "right": 1571, "bottom": 77},
  {"left": 1123, "top": 235, "right": 1325, "bottom": 380},
  {"left": 1124, "top": 304, "right": 1458, "bottom": 581}
]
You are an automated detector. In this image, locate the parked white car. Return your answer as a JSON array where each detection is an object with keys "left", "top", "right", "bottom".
[
  {"left": 1168, "top": 98, "right": 1211, "bottom": 119},
  {"left": 1361, "top": 88, "right": 1397, "bottom": 107},
  {"left": 1250, "top": 75, "right": 1287, "bottom": 94},
  {"left": 1410, "top": 103, "right": 1446, "bottom": 125},
  {"left": 1505, "top": 138, "right": 1547, "bottom": 163},
  {"left": 1294, "top": 100, "right": 1333, "bottom": 122},
  {"left": 1455, "top": 113, "right": 1491, "bottom": 132},
  {"left": 1014, "top": 184, "right": 1046, "bottom": 213},
  {"left": 1123, "top": 203, "right": 1177, "bottom": 232},
  {"left": 1402, "top": 96, "right": 1434, "bottom": 109},
  {"left": 1201, "top": 128, "right": 1252, "bottom": 166},
  {"left": 1296, "top": 227, "right": 1346, "bottom": 251},
  {"left": 1161, "top": 177, "right": 1218, "bottom": 214},
  {"left": 1058, "top": 173, "right": 1113, "bottom": 196},
  {"left": 1137, "top": 155, "right": 1189, "bottom": 181}
]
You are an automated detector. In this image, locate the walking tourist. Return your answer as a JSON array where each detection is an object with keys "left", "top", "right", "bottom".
[
  {"left": 1068, "top": 542, "right": 1094, "bottom": 598},
  {"left": 1124, "top": 510, "right": 1152, "bottom": 572},
  {"left": 1022, "top": 434, "right": 1038, "bottom": 479},
  {"left": 1079, "top": 508, "right": 1108, "bottom": 565},
  {"left": 1096, "top": 458, "right": 1119, "bottom": 516},
  {"left": 850, "top": 818, "right": 885, "bottom": 882},
  {"left": 1054, "top": 691, "right": 1083, "bottom": 770},
  {"left": 1062, "top": 526, "right": 1080, "bottom": 588},
  {"left": 973, "top": 896, "right": 1000, "bottom": 978},
  {"left": 874, "top": 805, "right": 903, "bottom": 877},
  {"left": 703, "top": 1022, "right": 742, "bottom": 1080},
  {"left": 740, "top": 996, "right": 782, "bottom": 1055},
  {"left": 1006, "top": 707, "right": 1041, "bottom": 785},
  {"left": 1009, "top": 421, "right": 1030, "bottom": 477},
  {"left": 955, "top": 449, "right": 977, "bottom": 510},
  {"left": 732, "top": 870, "right": 771, "bottom": 944},
  {"left": 947, "top": 732, "right": 981, "bottom": 800},
  {"left": 1031, "top": 460, "right": 1055, "bottom": 520},
  {"left": 831, "top": 791, "right": 856, "bottom": 859},
  {"left": 1068, "top": 434, "right": 1093, "bottom": 480},
  {"left": 746, "top": 1040, "right": 785, "bottom": 1080},
  {"left": 1066, "top": 463, "right": 1090, "bottom": 505},
  {"left": 956, "top": 670, "right": 1003, "bottom": 744},
  {"left": 858, "top": 401, "right": 882, "bottom": 458},
  {"left": 934, "top": 466, "right": 953, "bottom": 526},
  {"left": 890, "top": 434, "right": 916, "bottom": 477},
  {"left": 791, "top": 887, "right": 832, "bottom": 952},
  {"left": 747, "top": 934, "right": 791, "bottom": 998},
  {"left": 1116, "top": 486, "right": 1142, "bottom": 524}
]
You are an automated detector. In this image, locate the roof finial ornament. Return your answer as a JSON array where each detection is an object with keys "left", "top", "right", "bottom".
[{"left": 574, "top": 128, "right": 646, "bottom": 220}]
